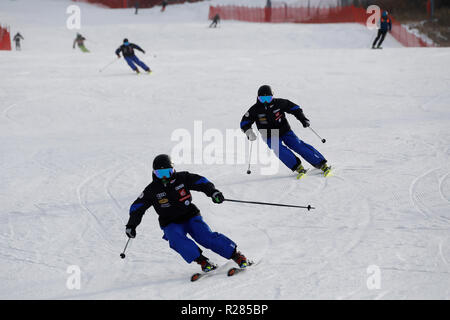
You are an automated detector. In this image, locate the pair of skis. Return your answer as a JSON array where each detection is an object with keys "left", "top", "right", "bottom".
[
  {"left": 296, "top": 166, "right": 333, "bottom": 180},
  {"left": 191, "top": 261, "right": 255, "bottom": 282}
]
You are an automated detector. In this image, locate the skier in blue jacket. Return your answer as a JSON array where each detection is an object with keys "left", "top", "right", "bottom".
[
  {"left": 240, "top": 85, "right": 331, "bottom": 177},
  {"left": 372, "top": 10, "right": 392, "bottom": 49},
  {"left": 116, "top": 38, "right": 151, "bottom": 74},
  {"left": 125, "top": 154, "right": 249, "bottom": 275}
]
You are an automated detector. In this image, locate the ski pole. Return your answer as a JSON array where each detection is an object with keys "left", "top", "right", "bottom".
[
  {"left": 99, "top": 58, "right": 119, "bottom": 73},
  {"left": 246, "top": 141, "right": 254, "bottom": 174},
  {"left": 224, "top": 199, "right": 314, "bottom": 211},
  {"left": 309, "top": 127, "right": 326, "bottom": 143},
  {"left": 120, "top": 238, "right": 131, "bottom": 259}
]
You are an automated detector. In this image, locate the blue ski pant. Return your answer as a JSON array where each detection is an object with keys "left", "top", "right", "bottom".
[
  {"left": 264, "top": 130, "right": 326, "bottom": 170},
  {"left": 124, "top": 55, "right": 149, "bottom": 72},
  {"left": 162, "top": 216, "right": 237, "bottom": 264}
]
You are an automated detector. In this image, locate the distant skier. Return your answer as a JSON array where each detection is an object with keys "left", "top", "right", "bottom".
[
  {"left": 73, "top": 33, "right": 89, "bottom": 52},
  {"left": 134, "top": 1, "right": 139, "bottom": 15},
  {"left": 240, "top": 85, "right": 332, "bottom": 177},
  {"left": 209, "top": 14, "right": 220, "bottom": 28},
  {"left": 125, "top": 154, "right": 250, "bottom": 274},
  {"left": 372, "top": 10, "right": 392, "bottom": 49},
  {"left": 161, "top": 0, "right": 168, "bottom": 12},
  {"left": 13, "top": 32, "right": 24, "bottom": 51},
  {"left": 115, "top": 38, "right": 151, "bottom": 74}
]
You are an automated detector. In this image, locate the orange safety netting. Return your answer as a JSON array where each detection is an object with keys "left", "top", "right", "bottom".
[
  {"left": 0, "top": 25, "right": 12, "bottom": 51},
  {"left": 209, "top": 5, "right": 434, "bottom": 47}
]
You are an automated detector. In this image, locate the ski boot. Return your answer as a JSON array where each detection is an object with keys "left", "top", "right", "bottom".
[
  {"left": 295, "top": 163, "right": 307, "bottom": 179},
  {"left": 134, "top": 69, "right": 140, "bottom": 75},
  {"left": 195, "top": 255, "right": 217, "bottom": 273},
  {"left": 319, "top": 162, "right": 332, "bottom": 177},
  {"left": 146, "top": 69, "right": 152, "bottom": 75},
  {"left": 231, "top": 250, "right": 249, "bottom": 269}
]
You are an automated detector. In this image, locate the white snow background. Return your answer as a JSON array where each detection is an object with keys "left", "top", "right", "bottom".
[{"left": 0, "top": 0, "right": 449, "bottom": 299}]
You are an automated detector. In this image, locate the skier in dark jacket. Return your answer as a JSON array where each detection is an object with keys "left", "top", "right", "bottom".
[
  {"left": 73, "top": 33, "right": 89, "bottom": 52},
  {"left": 125, "top": 154, "right": 249, "bottom": 274},
  {"left": 13, "top": 32, "right": 24, "bottom": 51},
  {"left": 115, "top": 38, "right": 151, "bottom": 74},
  {"left": 209, "top": 14, "right": 220, "bottom": 28},
  {"left": 240, "top": 85, "right": 331, "bottom": 177},
  {"left": 372, "top": 10, "right": 392, "bottom": 49}
]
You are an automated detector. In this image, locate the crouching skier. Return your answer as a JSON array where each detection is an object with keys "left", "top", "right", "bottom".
[
  {"left": 240, "top": 85, "right": 332, "bottom": 177},
  {"left": 116, "top": 38, "right": 151, "bottom": 74},
  {"left": 125, "top": 154, "right": 249, "bottom": 276}
]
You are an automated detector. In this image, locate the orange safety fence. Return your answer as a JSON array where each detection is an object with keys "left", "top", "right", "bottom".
[
  {"left": 209, "top": 5, "right": 435, "bottom": 47},
  {"left": 72, "top": 0, "right": 204, "bottom": 9},
  {"left": 0, "top": 25, "right": 12, "bottom": 51}
]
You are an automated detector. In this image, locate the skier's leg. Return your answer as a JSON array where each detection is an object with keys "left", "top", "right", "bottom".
[
  {"left": 264, "top": 134, "right": 301, "bottom": 171},
  {"left": 377, "top": 31, "right": 387, "bottom": 47},
  {"left": 281, "top": 130, "right": 326, "bottom": 168},
  {"left": 372, "top": 30, "right": 382, "bottom": 48},
  {"left": 162, "top": 222, "right": 202, "bottom": 263},
  {"left": 187, "top": 216, "right": 237, "bottom": 260},
  {"left": 124, "top": 56, "right": 138, "bottom": 71},
  {"left": 131, "top": 55, "right": 150, "bottom": 72}
]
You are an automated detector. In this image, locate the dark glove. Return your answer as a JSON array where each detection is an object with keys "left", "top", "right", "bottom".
[
  {"left": 301, "top": 119, "right": 310, "bottom": 128},
  {"left": 117, "top": 54, "right": 121, "bottom": 58},
  {"left": 211, "top": 190, "right": 224, "bottom": 204},
  {"left": 126, "top": 226, "right": 136, "bottom": 238}
]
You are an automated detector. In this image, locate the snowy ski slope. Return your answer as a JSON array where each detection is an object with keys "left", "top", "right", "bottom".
[{"left": 0, "top": 0, "right": 449, "bottom": 299}]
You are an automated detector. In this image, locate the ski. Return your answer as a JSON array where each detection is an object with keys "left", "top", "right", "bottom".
[
  {"left": 296, "top": 169, "right": 309, "bottom": 180},
  {"left": 323, "top": 166, "right": 333, "bottom": 177},
  {"left": 227, "top": 261, "right": 255, "bottom": 277},
  {"left": 190, "top": 267, "right": 219, "bottom": 282}
]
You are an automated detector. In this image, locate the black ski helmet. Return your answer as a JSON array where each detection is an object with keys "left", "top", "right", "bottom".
[
  {"left": 153, "top": 154, "right": 173, "bottom": 170},
  {"left": 123, "top": 38, "right": 129, "bottom": 44},
  {"left": 257, "top": 85, "right": 273, "bottom": 97}
]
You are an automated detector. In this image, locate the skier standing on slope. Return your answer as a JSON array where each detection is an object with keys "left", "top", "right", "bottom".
[
  {"left": 240, "top": 85, "right": 331, "bottom": 177},
  {"left": 209, "top": 14, "right": 220, "bottom": 28},
  {"left": 125, "top": 154, "right": 249, "bottom": 273},
  {"left": 372, "top": 10, "right": 392, "bottom": 49},
  {"left": 73, "top": 33, "right": 89, "bottom": 52},
  {"left": 13, "top": 32, "right": 24, "bottom": 51},
  {"left": 115, "top": 38, "right": 152, "bottom": 74}
]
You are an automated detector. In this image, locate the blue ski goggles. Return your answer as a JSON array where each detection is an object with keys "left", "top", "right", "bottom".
[
  {"left": 258, "top": 96, "right": 273, "bottom": 103},
  {"left": 154, "top": 168, "right": 174, "bottom": 179}
]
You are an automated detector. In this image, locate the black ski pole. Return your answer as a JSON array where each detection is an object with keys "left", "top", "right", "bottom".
[
  {"left": 246, "top": 141, "right": 254, "bottom": 174},
  {"left": 224, "top": 198, "right": 314, "bottom": 211},
  {"left": 120, "top": 238, "right": 131, "bottom": 259},
  {"left": 309, "top": 127, "right": 326, "bottom": 143}
]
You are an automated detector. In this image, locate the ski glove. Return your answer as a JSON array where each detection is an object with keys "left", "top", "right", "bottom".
[
  {"left": 211, "top": 191, "right": 225, "bottom": 204},
  {"left": 245, "top": 129, "right": 257, "bottom": 141},
  {"left": 301, "top": 119, "right": 310, "bottom": 128},
  {"left": 126, "top": 226, "right": 136, "bottom": 238}
]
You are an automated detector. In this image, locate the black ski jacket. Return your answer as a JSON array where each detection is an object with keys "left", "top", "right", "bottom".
[
  {"left": 240, "top": 98, "right": 309, "bottom": 137},
  {"left": 126, "top": 171, "right": 219, "bottom": 229},
  {"left": 115, "top": 43, "right": 144, "bottom": 57}
]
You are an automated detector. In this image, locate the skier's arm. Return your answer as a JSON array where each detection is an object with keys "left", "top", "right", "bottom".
[
  {"left": 186, "top": 173, "right": 224, "bottom": 204},
  {"left": 115, "top": 47, "right": 122, "bottom": 58},
  {"left": 240, "top": 108, "right": 257, "bottom": 140},
  {"left": 126, "top": 192, "right": 152, "bottom": 229},
  {"left": 131, "top": 44, "right": 145, "bottom": 54},
  {"left": 283, "top": 99, "right": 310, "bottom": 128},
  {"left": 388, "top": 19, "right": 392, "bottom": 31}
]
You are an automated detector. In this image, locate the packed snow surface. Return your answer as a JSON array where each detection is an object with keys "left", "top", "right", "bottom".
[{"left": 0, "top": 0, "right": 449, "bottom": 299}]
